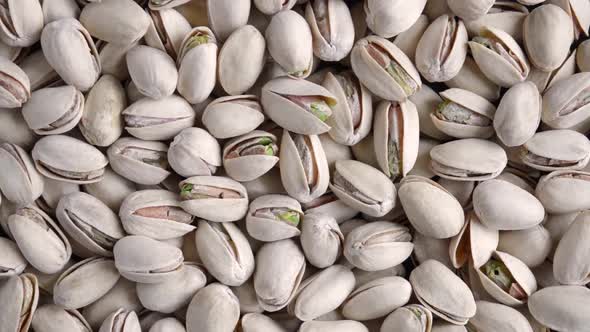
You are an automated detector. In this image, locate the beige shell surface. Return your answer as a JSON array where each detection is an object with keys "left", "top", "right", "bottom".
[
  {"left": 553, "top": 211, "right": 590, "bottom": 285},
  {"left": 80, "top": 0, "right": 150, "bottom": 45},
  {"left": 0, "top": 143, "right": 44, "bottom": 206},
  {"left": 364, "top": 0, "right": 427, "bottom": 38},
  {"left": 202, "top": 95, "right": 265, "bottom": 139},
  {"left": 528, "top": 286, "right": 590, "bottom": 332},
  {"left": 535, "top": 170, "right": 590, "bottom": 214},
  {"left": 542, "top": 72, "right": 590, "bottom": 129},
  {"left": 22, "top": 85, "right": 83, "bottom": 135},
  {"left": 446, "top": 57, "right": 501, "bottom": 102},
  {"left": 305, "top": 0, "right": 355, "bottom": 61},
  {"left": 144, "top": 8, "right": 192, "bottom": 60},
  {"left": 522, "top": 129, "right": 590, "bottom": 171},
  {"left": 494, "top": 82, "right": 541, "bottom": 147}
]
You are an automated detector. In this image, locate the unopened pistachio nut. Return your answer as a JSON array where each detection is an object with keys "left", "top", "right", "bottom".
[
  {"left": 447, "top": 0, "right": 494, "bottom": 21},
  {"left": 0, "top": 143, "right": 43, "bottom": 206},
  {"left": 202, "top": 95, "right": 265, "bottom": 139},
  {"left": 177, "top": 27, "right": 217, "bottom": 104},
  {"left": 445, "top": 56, "right": 501, "bottom": 102},
  {"left": 541, "top": 72, "right": 590, "bottom": 129},
  {"left": 381, "top": 304, "right": 433, "bottom": 332},
  {"left": 449, "top": 211, "right": 498, "bottom": 269},
  {"left": 98, "top": 309, "right": 141, "bottom": 332},
  {"left": 246, "top": 194, "right": 303, "bottom": 242},
  {"left": 144, "top": 8, "right": 191, "bottom": 60},
  {"left": 186, "top": 283, "right": 240, "bottom": 332},
  {"left": 552, "top": 210, "right": 590, "bottom": 285},
  {"left": 0, "top": 237, "right": 26, "bottom": 277},
  {"left": 254, "top": 0, "right": 297, "bottom": 16},
  {"left": 179, "top": 176, "right": 248, "bottom": 222},
  {"left": 300, "top": 213, "right": 343, "bottom": 268},
  {"left": 0, "top": 57, "right": 30, "bottom": 108},
  {"left": 0, "top": 273, "right": 39, "bottom": 332},
  {"left": 241, "top": 313, "right": 286, "bottom": 332},
  {"left": 364, "top": 0, "right": 426, "bottom": 39},
  {"left": 31, "top": 304, "right": 92, "bottom": 332},
  {"left": 342, "top": 276, "right": 411, "bottom": 321},
  {"left": 299, "top": 320, "right": 368, "bottom": 332},
  {"left": 223, "top": 130, "right": 279, "bottom": 182},
  {"left": 304, "top": 0, "right": 354, "bottom": 61},
  {"left": 528, "top": 286, "right": 590, "bottom": 332},
  {"left": 468, "top": 301, "right": 533, "bottom": 332},
  {"left": 0, "top": 0, "right": 43, "bottom": 47},
  {"left": 520, "top": 129, "right": 590, "bottom": 171},
  {"left": 206, "top": 0, "right": 249, "bottom": 42},
  {"left": 22, "top": 85, "right": 83, "bottom": 135},
  {"left": 168, "top": 127, "right": 221, "bottom": 177},
  {"left": 80, "top": 0, "right": 150, "bottom": 45},
  {"left": 126, "top": 45, "right": 178, "bottom": 100},
  {"left": 107, "top": 137, "right": 171, "bottom": 185},
  {"left": 494, "top": 82, "right": 541, "bottom": 147},
  {"left": 535, "top": 170, "right": 590, "bottom": 214}
]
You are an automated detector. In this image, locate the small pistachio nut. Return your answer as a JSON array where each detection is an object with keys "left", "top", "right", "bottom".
[
  {"left": 168, "top": 127, "right": 221, "bottom": 177},
  {"left": 304, "top": 0, "right": 354, "bottom": 61},
  {"left": 195, "top": 220, "right": 255, "bottom": 286},
  {"left": 464, "top": 2, "right": 528, "bottom": 43},
  {"left": 254, "top": 0, "right": 297, "bottom": 16},
  {"left": 381, "top": 304, "right": 433, "bottom": 332},
  {"left": 265, "top": 10, "right": 313, "bottom": 78},
  {"left": 31, "top": 304, "right": 92, "bottom": 332},
  {"left": 179, "top": 176, "right": 249, "bottom": 222},
  {"left": 528, "top": 286, "right": 590, "bottom": 332},
  {"left": 0, "top": 57, "right": 30, "bottom": 108},
  {"left": 202, "top": 95, "right": 265, "bottom": 139},
  {"left": 144, "top": 8, "right": 191, "bottom": 60},
  {"left": 0, "top": 143, "right": 44, "bottom": 206},
  {"left": 0, "top": 273, "right": 39, "bottom": 332},
  {"left": 246, "top": 194, "right": 303, "bottom": 242},
  {"left": 343, "top": 221, "right": 413, "bottom": 271},
  {"left": 520, "top": 129, "right": 590, "bottom": 171},
  {"left": 524, "top": 4, "right": 574, "bottom": 71},
  {"left": 206, "top": 0, "right": 250, "bottom": 42},
  {"left": 22, "top": 85, "right": 84, "bottom": 135},
  {"left": 351, "top": 35, "right": 421, "bottom": 101},
  {"left": 373, "top": 99, "right": 420, "bottom": 180},
  {"left": 449, "top": 211, "right": 499, "bottom": 269},
  {"left": 98, "top": 309, "right": 141, "bottom": 332},
  {"left": 107, "top": 137, "right": 171, "bottom": 185},
  {"left": 553, "top": 210, "right": 590, "bottom": 285},
  {"left": 542, "top": 72, "right": 590, "bottom": 129},
  {"left": 300, "top": 213, "right": 344, "bottom": 268},
  {"left": 80, "top": 0, "right": 150, "bottom": 45},
  {"left": 113, "top": 235, "right": 184, "bottom": 284},
  {"left": 223, "top": 130, "right": 280, "bottom": 182},
  {"left": 364, "top": 0, "right": 427, "bottom": 38},
  {"left": 535, "top": 170, "right": 590, "bottom": 214},
  {"left": 299, "top": 320, "right": 368, "bottom": 332},
  {"left": 126, "top": 45, "right": 178, "bottom": 100},
  {"left": 254, "top": 239, "right": 306, "bottom": 312},
  {"left": 342, "top": 276, "right": 411, "bottom": 321},
  {"left": 177, "top": 27, "right": 217, "bottom": 104},
  {"left": 32, "top": 135, "right": 108, "bottom": 184},
  {"left": 302, "top": 192, "right": 359, "bottom": 224},
  {"left": 468, "top": 301, "right": 533, "bottom": 332},
  {"left": 447, "top": 0, "right": 494, "bottom": 21},
  {"left": 240, "top": 313, "right": 286, "bottom": 332},
  {"left": 123, "top": 95, "right": 196, "bottom": 141},
  {"left": 148, "top": 0, "right": 191, "bottom": 10},
  {"left": 0, "top": 0, "right": 44, "bottom": 47},
  {"left": 498, "top": 225, "right": 551, "bottom": 269},
  {"left": 186, "top": 283, "right": 240, "bottom": 332},
  {"left": 415, "top": 15, "right": 468, "bottom": 83},
  {"left": 410, "top": 260, "right": 476, "bottom": 325},
  {"left": 8, "top": 206, "right": 72, "bottom": 274},
  {"left": 494, "top": 82, "right": 541, "bottom": 147},
  {"left": 56, "top": 191, "right": 125, "bottom": 257},
  {"left": 0, "top": 237, "right": 27, "bottom": 277},
  {"left": 446, "top": 56, "right": 501, "bottom": 102}
]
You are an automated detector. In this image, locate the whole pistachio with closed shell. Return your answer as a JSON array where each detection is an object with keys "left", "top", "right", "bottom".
[
  {"left": 528, "top": 286, "right": 590, "bottom": 332},
  {"left": 31, "top": 304, "right": 92, "bottom": 332},
  {"left": 126, "top": 45, "right": 178, "bottom": 100},
  {"left": 494, "top": 82, "right": 541, "bottom": 147},
  {"left": 552, "top": 210, "right": 590, "bottom": 285},
  {"left": 0, "top": 273, "right": 39, "bottom": 332},
  {"left": 299, "top": 320, "right": 368, "bottom": 332},
  {"left": 364, "top": 0, "right": 427, "bottom": 39},
  {"left": 468, "top": 301, "right": 533, "bottom": 332},
  {"left": 177, "top": 27, "right": 217, "bottom": 104},
  {"left": 246, "top": 194, "right": 303, "bottom": 242},
  {"left": 447, "top": 0, "right": 494, "bottom": 21},
  {"left": 186, "top": 283, "right": 240, "bottom": 332},
  {"left": 144, "top": 8, "right": 191, "bottom": 60},
  {"left": 22, "top": 85, "right": 83, "bottom": 135},
  {"left": 254, "top": 0, "right": 297, "bottom": 16},
  {"left": 80, "top": 0, "right": 150, "bottom": 45},
  {"left": 535, "top": 170, "right": 590, "bottom": 214},
  {"left": 0, "top": 0, "right": 44, "bottom": 47},
  {"left": 148, "top": 0, "right": 191, "bottom": 10},
  {"left": 0, "top": 143, "right": 43, "bottom": 206},
  {"left": 541, "top": 72, "right": 590, "bottom": 129},
  {"left": 381, "top": 304, "right": 433, "bottom": 332},
  {"left": 0, "top": 57, "right": 30, "bottom": 108},
  {"left": 446, "top": 56, "right": 501, "bottom": 102},
  {"left": 98, "top": 309, "right": 141, "bottom": 332},
  {"left": 449, "top": 211, "right": 498, "bottom": 269},
  {"left": 498, "top": 225, "right": 551, "bottom": 269},
  {"left": 223, "top": 130, "right": 279, "bottom": 182},
  {"left": 520, "top": 129, "right": 590, "bottom": 171},
  {"left": 300, "top": 213, "right": 343, "bottom": 268},
  {"left": 207, "top": 0, "right": 250, "bottom": 42},
  {"left": 168, "top": 127, "right": 221, "bottom": 178},
  {"left": 304, "top": 0, "right": 354, "bottom": 62},
  {"left": 342, "top": 276, "right": 411, "bottom": 321},
  {"left": 202, "top": 95, "right": 265, "bottom": 139},
  {"left": 107, "top": 137, "right": 171, "bottom": 185},
  {"left": 0, "top": 237, "right": 27, "bottom": 277}
]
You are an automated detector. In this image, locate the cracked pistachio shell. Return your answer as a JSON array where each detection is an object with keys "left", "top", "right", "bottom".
[
  {"left": 0, "top": 237, "right": 26, "bottom": 276},
  {"left": 137, "top": 262, "right": 206, "bottom": 313},
  {"left": 97, "top": 40, "right": 136, "bottom": 81},
  {"left": 56, "top": 191, "right": 125, "bottom": 257},
  {"left": 0, "top": 273, "right": 39, "bottom": 332},
  {"left": 364, "top": 0, "right": 426, "bottom": 38},
  {"left": 120, "top": 189, "right": 195, "bottom": 240},
  {"left": 528, "top": 286, "right": 590, "bottom": 332},
  {"left": 494, "top": 82, "right": 541, "bottom": 147},
  {"left": 80, "top": 0, "right": 150, "bottom": 45},
  {"left": 179, "top": 176, "right": 249, "bottom": 222},
  {"left": 303, "top": 193, "right": 359, "bottom": 224},
  {"left": 22, "top": 85, "right": 84, "bottom": 135},
  {"left": 8, "top": 206, "right": 72, "bottom": 274},
  {"left": 41, "top": 0, "right": 80, "bottom": 24},
  {"left": 0, "top": 109, "right": 35, "bottom": 150},
  {"left": 374, "top": 100, "right": 420, "bottom": 179},
  {"left": 381, "top": 304, "right": 433, "bottom": 332},
  {"left": 536, "top": 170, "right": 590, "bottom": 214},
  {"left": 53, "top": 257, "right": 120, "bottom": 309},
  {"left": 148, "top": 318, "right": 185, "bottom": 332},
  {"left": 342, "top": 276, "right": 411, "bottom": 321},
  {"left": 351, "top": 35, "right": 422, "bottom": 101},
  {"left": 241, "top": 313, "right": 286, "bottom": 332},
  {"left": 186, "top": 283, "right": 240, "bottom": 332},
  {"left": 148, "top": 0, "right": 191, "bottom": 10},
  {"left": 40, "top": 18, "right": 100, "bottom": 91},
  {"left": 223, "top": 130, "right": 280, "bottom": 182},
  {"left": 524, "top": 5, "right": 574, "bottom": 71},
  {"left": 246, "top": 194, "right": 303, "bottom": 242},
  {"left": 219, "top": 25, "right": 265, "bottom": 95},
  {"left": 470, "top": 301, "right": 533, "bottom": 332},
  {"left": 254, "top": 0, "right": 296, "bottom": 15},
  {"left": 449, "top": 212, "right": 498, "bottom": 269},
  {"left": 31, "top": 304, "right": 92, "bottom": 332},
  {"left": 521, "top": 130, "right": 590, "bottom": 171},
  {"left": 202, "top": 95, "right": 265, "bottom": 139},
  {"left": 254, "top": 239, "right": 306, "bottom": 312},
  {"left": 300, "top": 320, "right": 368, "bottom": 332},
  {"left": 410, "top": 260, "right": 476, "bottom": 325},
  {"left": 0, "top": 0, "right": 43, "bottom": 47},
  {"left": 196, "top": 220, "right": 255, "bottom": 286},
  {"left": 207, "top": 0, "right": 249, "bottom": 42},
  {"left": 0, "top": 57, "right": 30, "bottom": 108},
  {"left": 288, "top": 265, "right": 355, "bottom": 321},
  {"left": 99, "top": 309, "right": 141, "bottom": 332},
  {"left": 81, "top": 278, "right": 142, "bottom": 330},
  {"left": 415, "top": 15, "right": 468, "bottom": 82},
  {"left": 446, "top": 56, "right": 501, "bottom": 102},
  {"left": 300, "top": 213, "right": 343, "bottom": 268},
  {"left": 542, "top": 72, "right": 590, "bottom": 129},
  {"left": 304, "top": 0, "right": 354, "bottom": 61},
  {"left": 498, "top": 226, "right": 551, "bottom": 269},
  {"left": 464, "top": 2, "right": 528, "bottom": 42},
  {"left": 399, "top": 176, "right": 465, "bottom": 239},
  {"left": 113, "top": 235, "right": 184, "bottom": 284},
  {"left": 126, "top": 46, "right": 178, "bottom": 100},
  {"left": 168, "top": 127, "right": 221, "bottom": 177},
  {"left": 144, "top": 8, "right": 191, "bottom": 60},
  {"left": 473, "top": 179, "right": 545, "bottom": 231},
  {"left": 343, "top": 221, "right": 413, "bottom": 271},
  {"left": 82, "top": 167, "right": 136, "bottom": 212},
  {"left": 0, "top": 143, "right": 43, "bottom": 206},
  {"left": 177, "top": 27, "right": 217, "bottom": 104},
  {"left": 553, "top": 210, "right": 590, "bottom": 285},
  {"left": 107, "top": 137, "right": 171, "bottom": 185},
  {"left": 412, "top": 233, "right": 453, "bottom": 269},
  {"left": 448, "top": 0, "right": 494, "bottom": 21}
]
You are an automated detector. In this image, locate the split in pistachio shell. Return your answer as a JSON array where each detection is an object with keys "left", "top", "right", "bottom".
[
  {"left": 381, "top": 304, "right": 433, "bottom": 332},
  {"left": 144, "top": 8, "right": 191, "bottom": 60},
  {"left": 0, "top": 273, "right": 39, "bottom": 332},
  {"left": 447, "top": 0, "right": 494, "bottom": 21},
  {"left": 202, "top": 95, "right": 265, "bottom": 139},
  {"left": 0, "top": 237, "right": 27, "bottom": 277},
  {"left": 177, "top": 27, "right": 218, "bottom": 104},
  {"left": 364, "top": 0, "right": 427, "bottom": 39},
  {"left": 254, "top": 0, "right": 297, "bottom": 16},
  {"left": 520, "top": 130, "right": 590, "bottom": 171},
  {"left": 22, "top": 85, "right": 84, "bottom": 135},
  {"left": 0, "top": 0, "right": 44, "bottom": 47},
  {"left": 246, "top": 194, "right": 303, "bottom": 242},
  {"left": 449, "top": 211, "right": 498, "bottom": 269},
  {"left": 0, "top": 56, "right": 30, "bottom": 108},
  {"left": 541, "top": 72, "right": 590, "bottom": 129},
  {"left": 107, "top": 137, "right": 171, "bottom": 186},
  {"left": 304, "top": 0, "right": 355, "bottom": 61},
  {"left": 149, "top": 0, "right": 191, "bottom": 10},
  {"left": 223, "top": 131, "right": 280, "bottom": 182},
  {"left": 535, "top": 170, "right": 590, "bottom": 214},
  {"left": 98, "top": 309, "right": 141, "bottom": 332},
  {"left": 168, "top": 127, "right": 221, "bottom": 178},
  {"left": 300, "top": 213, "right": 343, "bottom": 268},
  {"left": 0, "top": 143, "right": 44, "bottom": 206}
]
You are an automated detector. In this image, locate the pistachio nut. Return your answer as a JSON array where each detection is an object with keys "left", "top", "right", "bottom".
[
  {"left": 144, "top": 8, "right": 191, "bottom": 60},
  {"left": 0, "top": 0, "right": 43, "bottom": 47},
  {"left": 407, "top": 84, "right": 450, "bottom": 141},
  {"left": 302, "top": 192, "right": 359, "bottom": 224},
  {"left": 19, "top": 49, "right": 60, "bottom": 92},
  {"left": 186, "top": 283, "right": 240, "bottom": 332},
  {"left": 449, "top": 211, "right": 499, "bottom": 269},
  {"left": 80, "top": 0, "right": 150, "bottom": 45},
  {"left": 304, "top": 0, "right": 354, "bottom": 61},
  {"left": 107, "top": 137, "right": 171, "bottom": 185},
  {"left": 0, "top": 109, "right": 35, "bottom": 150},
  {"left": 147, "top": 318, "right": 185, "bottom": 332},
  {"left": 300, "top": 213, "right": 343, "bottom": 268},
  {"left": 399, "top": 175, "right": 465, "bottom": 239},
  {"left": 447, "top": 0, "right": 493, "bottom": 21},
  {"left": 364, "top": 0, "right": 427, "bottom": 38},
  {"left": 299, "top": 320, "right": 368, "bottom": 332},
  {"left": 393, "top": 15, "right": 429, "bottom": 62},
  {"left": 22, "top": 85, "right": 84, "bottom": 135},
  {"left": 56, "top": 191, "right": 125, "bottom": 257},
  {"left": 205, "top": 0, "right": 249, "bottom": 42},
  {"left": 0, "top": 143, "right": 43, "bottom": 206},
  {"left": 351, "top": 35, "right": 421, "bottom": 101},
  {"left": 126, "top": 45, "right": 178, "bottom": 100},
  {"left": 8, "top": 206, "right": 72, "bottom": 274},
  {"left": 520, "top": 129, "right": 590, "bottom": 171},
  {"left": 148, "top": 0, "right": 191, "bottom": 10},
  {"left": 535, "top": 170, "right": 590, "bottom": 214},
  {"left": 202, "top": 95, "right": 265, "bottom": 139},
  {"left": 437, "top": 178, "right": 475, "bottom": 208},
  {"left": 415, "top": 15, "right": 468, "bottom": 83},
  {"left": 528, "top": 286, "right": 590, "bottom": 332},
  {"left": 0, "top": 237, "right": 26, "bottom": 276},
  {"left": 223, "top": 130, "right": 279, "bottom": 182},
  {"left": 34, "top": 176, "right": 79, "bottom": 216},
  {"left": 31, "top": 304, "right": 92, "bottom": 332},
  {"left": 343, "top": 221, "right": 413, "bottom": 271},
  {"left": 254, "top": 0, "right": 297, "bottom": 16},
  {"left": 81, "top": 278, "right": 142, "bottom": 330},
  {"left": 98, "top": 309, "right": 141, "bottom": 332},
  {"left": 96, "top": 40, "right": 136, "bottom": 81},
  {"left": 446, "top": 56, "right": 501, "bottom": 102},
  {"left": 527, "top": 48, "right": 577, "bottom": 95},
  {"left": 465, "top": 2, "right": 528, "bottom": 43},
  {"left": 246, "top": 194, "right": 303, "bottom": 242},
  {"left": 241, "top": 313, "right": 286, "bottom": 332},
  {"left": 40, "top": 18, "right": 101, "bottom": 91},
  {"left": 550, "top": 0, "right": 590, "bottom": 39},
  {"left": 430, "top": 138, "right": 508, "bottom": 181},
  {"left": 494, "top": 82, "right": 541, "bottom": 147},
  {"left": 413, "top": 232, "right": 453, "bottom": 269},
  {"left": 468, "top": 301, "right": 533, "bottom": 332},
  {"left": 408, "top": 138, "right": 439, "bottom": 179},
  {"left": 82, "top": 167, "right": 136, "bottom": 212},
  {"left": 0, "top": 273, "right": 39, "bottom": 332},
  {"left": 381, "top": 304, "right": 433, "bottom": 332},
  {"left": 232, "top": 280, "right": 264, "bottom": 315},
  {"left": 541, "top": 72, "right": 590, "bottom": 129},
  {"left": 168, "top": 127, "right": 221, "bottom": 177},
  {"left": 254, "top": 239, "right": 306, "bottom": 312},
  {"left": 0, "top": 57, "right": 30, "bottom": 108},
  {"left": 41, "top": 0, "right": 81, "bottom": 24},
  {"left": 177, "top": 27, "right": 217, "bottom": 104},
  {"left": 553, "top": 210, "right": 590, "bottom": 285},
  {"left": 179, "top": 176, "right": 248, "bottom": 222},
  {"left": 342, "top": 276, "right": 411, "bottom": 321},
  {"left": 498, "top": 226, "right": 550, "bottom": 269},
  {"left": 409, "top": 259, "right": 476, "bottom": 325}
]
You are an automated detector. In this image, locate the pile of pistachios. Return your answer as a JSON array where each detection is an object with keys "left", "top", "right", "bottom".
[{"left": 1, "top": 0, "right": 590, "bottom": 331}]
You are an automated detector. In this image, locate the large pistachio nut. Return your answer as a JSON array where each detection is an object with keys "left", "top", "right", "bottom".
[
  {"left": 300, "top": 213, "right": 343, "bottom": 268},
  {"left": 202, "top": 95, "right": 265, "bottom": 139},
  {"left": 207, "top": 0, "right": 249, "bottom": 42},
  {"left": 498, "top": 226, "right": 551, "bottom": 269},
  {"left": 0, "top": 57, "right": 30, "bottom": 108},
  {"left": 399, "top": 176, "right": 465, "bottom": 239},
  {"left": 8, "top": 206, "right": 72, "bottom": 274},
  {"left": 56, "top": 191, "right": 125, "bottom": 257},
  {"left": 137, "top": 262, "right": 206, "bottom": 313},
  {"left": 31, "top": 304, "right": 92, "bottom": 332},
  {"left": 304, "top": 0, "right": 354, "bottom": 61},
  {"left": 542, "top": 72, "right": 590, "bottom": 129},
  {"left": 82, "top": 167, "right": 135, "bottom": 212},
  {"left": 524, "top": 4, "right": 574, "bottom": 71},
  {"left": 81, "top": 278, "right": 142, "bottom": 330},
  {"left": 477, "top": 251, "right": 537, "bottom": 306},
  {"left": 351, "top": 35, "right": 421, "bottom": 101},
  {"left": 302, "top": 192, "right": 358, "bottom": 224},
  {"left": 241, "top": 313, "right": 286, "bottom": 332},
  {"left": 126, "top": 45, "right": 178, "bottom": 100},
  {"left": 123, "top": 95, "right": 195, "bottom": 141},
  {"left": 553, "top": 210, "right": 590, "bottom": 285},
  {"left": 494, "top": 82, "right": 541, "bottom": 147},
  {"left": 430, "top": 138, "right": 507, "bottom": 181},
  {"left": 107, "top": 137, "right": 171, "bottom": 185},
  {"left": 120, "top": 189, "right": 195, "bottom": 240},
  {"left": 381, "top": 304, "right": 433, "bottom": 332},
  {"left": 168, "top": 127, "right": 221, "bottom": 177},
  {"left": 22, "top": 85, "right": 84, "bottom": 135},
  {"left": 0, "top": 143, "right": 43, "bottom": 206},
  {"left": 446, "top": 57, "right": 501, "bottom": 102},
  {"left": 520, "top": 129, "right": 590, "bottom": 171},
  {"left": 299, "top": 320, "right": 368, "bottom": 332},
  {"left": 148, "top": 0, "right": 191, "bottom": 10},
  {"left": 528, "top": 286, "right": 590, "bottom": 332},
  {"left": 409, "top": 260, "right": 476, "bottom": 325},
  {"left": 179, "top": 176, "right": 248, "bottom": 222},
  {"left": 470, "top": 301, "right": 533, "bottom": 332},
  {"left": 80, "top": 0, "right": 150, "bottom": 45},
  {"left": 223, "top": 130, "right": 279, "bottom": 182},
  {"left": 0, "top": 273, "right": 39, "bottom": 332},
  {"left": 254, "top": 239, "right": 306, "bottom": 312},
  {"left": 254, "top": 0, "right": 297, "bottom": 16},
  {"left": 364, "top": 0, "right": 426, "bottom": 39},
  {"left": 53, "top": 257, "right": 120, "bottom": 309},
  {"left": 449, "top": 211, "right": 499, "bottom": 269},
  {"left": 342, "top": 276, "right": 411, "bottom": 321},
  {"left": 113, "top": 235, "right": 184, "bottom": 283},
  {"left": 144, "top": 8, "right": 191, "bottom": 60},
  {"left": 464, "top": 1, "right": 528, "bottom": 43},
  {"left": 186, "top": 283, "right": 240, "bottom": 332},
  {"left": 98, "top": 309, "right": 141, "bottom": 332},
  {"left": 536, "top": 170, "right": 590, "bottom": 214},
  {"left": 447, "top": 0, "right": 493, "bottom": 21},
  {"left": 415, "top": 15, "right": 468, "bottom": 83},
  {"left": 246, "top": 194, "right": 303, "bottom": 242},
  {"left": 0, "top": 237, "right": 26, "bottom": 277},
  {"left": 0, "top": 0, "right": 43, "bottom": 47},
  {"left": 343, "top": 221, "right": 413, "bottom": 271},
  {"left": 177, "top": 27, "right": 217, "bottom": 104},
  {"left": 40, "top": 18, "right": 101, "bottom": 91}
]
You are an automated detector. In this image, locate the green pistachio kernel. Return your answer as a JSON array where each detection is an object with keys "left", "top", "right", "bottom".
[
  {"left": 180, "top": 183, "right": 193, "bottom": 197},
  {"left": 481, "top": 259, "right": 513, "bottom": 291},
  {"left": 278, "top": 211, "right": 301, "bottom": 226},
  {"left": 310, "top": 103, "right": 330, "bottom": 122}
]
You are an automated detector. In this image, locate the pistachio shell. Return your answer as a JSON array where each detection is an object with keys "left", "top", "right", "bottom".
[
  {"left": 521, "top": 129, "right": 590, "bottom": 171},
  {"left": 553, "top": 210, "right": 590, "bottom": 285},
  {"left": 80, "top": 0, "right": 150, "bottom": 45},
  {"left": 300, "top": 213, "right": 343, "bottom": 268},
  {"left": 302, "top": 193, "right": 358, "bottom": 224},
  {"left": 81, "top": 278, "right": 142, "bottom": 330},
  {"left": 393, "top": 15, "right": 430, "bottom": 61},
  {"left": 0, "top": 0, "right": 44, "bottom": 47},
  {"left": 469, "top": 301, "right": 533, "bottom": 332},
  {"left": 126, "top": 45, "right": 178, "bottom": 100},
  {"left": 148, "top": 0, "right": 191, "bottom": 10},
  {"left": 31, "top": 304, "right": 92, "bottom": 332},
  {"left": 247, "top": 194, "right": 302, "bottom": 242},
  {"left": 0, "top": 57, "right": 30, "bottom": 108},
  {"left": 342, "top": 276, "right": 411, "bottom": 321},
  {"left": 207, "top": 0, "right": 250, "bottom": 42},
  {"left": 449, "top": 212, "right": 499, "bottom": 269},
  {"left": 107, "top": 137, "right": 171, "bottom": 186},
  {"left": 144, "top": 8, "right": 191, "bottom": 60},
  {"left": 381, "top": 305, "right": 433, "bottom": 332},
  {"left": 168, "top": 127, "right": 221, "bottom": 177},
  {"left": 241, "top": 313, "right": 286, "bottom": 332},
  {"left": 98, "top": 309, "right": 140, "bottom": 332},
  {"left": 447, "top": 0, "right": 494, "bottom": 21},
  {"left": 445, "top": 57, "right": 501, "bottom": 102},
  {"left": 494, "top": 82, "right": 541, "bottom": 147},
  {"left": 541, "top": 72, "right": 590, "bottom": 129},
  {"left": 528, "top": 286, "right": 590, "bottom": 332},
  {"left": 413, "top": 232, "right": 453, "bottom": 269},
  {"left": 223, "top": 130, "right": 279, "bottom": 182},
  {"left": 464, "top": 2, "right": 528, "bottom": 43},
  {"left": 148, "top": 318, "right": 185, "bottom": 332},
  {"left": 0, "top": 237, "right": 27, "bottom": 277},
  {"left": 408, "top": 84, "right": 451, "bottom": 140},
  {"left": 177, "top": 27, "right": 218, "bottom": 104},
  {"left": 202, "top": 95, "right": 265, "bottom": 139},
  {"left": 0, "top": 109, "right": 35, "bottom": 150},
  {"left": 0, "top": 273, "right": 39, "bottom": 332},
  {"left": 22, "top": 85, "right": 84, "bottom": 135},
  {"left": 535, "top": 170, "right": 590, "bottom": 214},
  {"left": 498, "top": 226, "right": 551, "bottom": 269},
  {"left": 0, "top": 143, "right": 44, "bottom": 206},
  {"left": 364, "top": 0, "right": 427, "bottom": 38},
  {"left": 305, "top": 0, "right": 355, "bottom": 61},
  {"left": 253, "top": 0, "right": 297, "bottom": 16}
]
